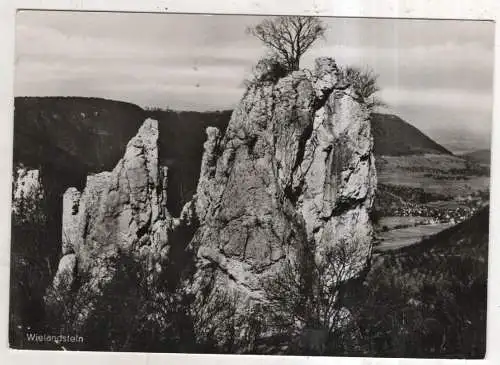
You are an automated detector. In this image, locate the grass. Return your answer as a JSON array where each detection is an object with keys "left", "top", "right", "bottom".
[{"left": 376, "top": 154, "right": 490, "bottom": 198}]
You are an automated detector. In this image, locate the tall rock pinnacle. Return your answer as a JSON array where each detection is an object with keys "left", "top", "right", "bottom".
[
  {"left": 53, "top": 118, "right": 175, "bottom": 296},
  {"left": 189, "top": 57, "right": 376, "bottom": 309}
]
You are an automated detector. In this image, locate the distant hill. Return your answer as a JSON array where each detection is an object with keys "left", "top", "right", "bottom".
[
  {"left": 13, "top": 97, "right": 231, "bottom": 215},
  {"left": 461, "top": 149, "right": 491, "bottom": 165},
  {"left": 370, "top": 113, "right": 452, "bottom": 156},
  {"left": 14, "top": 96, "right": 147, "bottom": 182},
  {"left": 14, "top": 100, "right": 453, "bottom": 180},
  {"left": 147, "top": 108, "right": 231, "bottom": 214},
  {"left": 14, "top": 98, "right": 482, "bottom": 215}
]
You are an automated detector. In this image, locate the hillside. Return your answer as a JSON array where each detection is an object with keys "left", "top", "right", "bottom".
[
  {"left": 147, "top": 108, "right": 231, "bottom": 214},
  {"left": 15, "top": 100, "right": 458, "bottom": 173},
  {"left": 13, "top": 97, "right": 231, "bottom": 214},
  {"left": 14, "top": 97, "right": 147, "bottom": 180},
  {"left": 14, "top": 99, "right": 457, "bottom": 181},
  {"left": 370, "top": 113, "right": 452, "bottom": 156},
  {"left": 462, "top": 149, "right": 491, "bottom": 165},
  {"left": 346, "top": 206, "right": 488, "bottom": 358}
]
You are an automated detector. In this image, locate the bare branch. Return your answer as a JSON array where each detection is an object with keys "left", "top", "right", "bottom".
[{"left": 247, "top": 16, "right": 327, "bottom": 72}]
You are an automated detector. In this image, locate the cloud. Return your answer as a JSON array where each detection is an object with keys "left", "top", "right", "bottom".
[
  {"left": 304, "top": 41, "right": 494, "bottom": 91},
  {"left": 321, "top": 17, "right": 494, "bottom": 50},
  {"left": 13, "top": 11, "right": 495, "bottom": 150},
  {"left": 380, "top": 87, "right": 493, "bottom": 112}
]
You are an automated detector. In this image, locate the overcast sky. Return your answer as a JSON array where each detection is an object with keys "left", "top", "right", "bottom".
[{"left": 15, "top": 11, "right": 495, "bottom": 153}]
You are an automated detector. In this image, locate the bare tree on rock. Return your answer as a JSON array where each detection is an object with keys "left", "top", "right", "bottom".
[{"left": 247, "top": 16, "right": 327, "bottom": 73}]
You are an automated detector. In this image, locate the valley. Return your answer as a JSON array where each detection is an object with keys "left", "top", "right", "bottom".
[
  {"left": 373, "top": 153, "right": 489, "bottom": 253},
  {"left": 375, "top": 220, "right": 455, "bottom": 252},
  {"left": 370, "top": 112, "right": 490, "bottom": 254}
]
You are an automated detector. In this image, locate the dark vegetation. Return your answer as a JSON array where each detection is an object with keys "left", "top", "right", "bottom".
[
  {"left": 378, "top": 184, "right": 450, "bottom": 205},
  {"left": 346, "top": 206, "right": 488, "bottom": 358},
  {"left": 43, "top": 251, "right": 197, "bottom": 352},
  {"left": 146, "top": 108, "right": 231, "bottom": 214},
  {"left": 258, "top": 240, "right": 368, "bottom": 355},
  {"left": 13, "top": 97, "right": 147, "bottom": 183},
  {"left": 9, "top": 176, "right": 51, "bottom": 348},
  {"left": 371, "top": 113, "right": 453, "bottom": 156},
  {"left": 462, "top": 149, "right": 491, "bottom": 165}
]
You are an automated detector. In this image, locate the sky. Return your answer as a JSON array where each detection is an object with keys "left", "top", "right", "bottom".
[{"left": 14, "top": 11, "right": 495, "bottom": 153}]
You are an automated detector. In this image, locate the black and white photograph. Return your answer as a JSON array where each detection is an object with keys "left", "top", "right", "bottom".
[{"left": 9, "top": 10, "right": 493, "bottom": 358}]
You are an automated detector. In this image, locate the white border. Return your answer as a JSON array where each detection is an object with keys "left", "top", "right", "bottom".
[{"left": 0, "top": 1, "right": 498, "bottom": 365}]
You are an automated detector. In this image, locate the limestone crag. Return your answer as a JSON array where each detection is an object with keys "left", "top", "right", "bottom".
[
  {"left": 190, "top": 57, "right": 376, "bottom": 306},
  {"left": 53, "top": 118, "right": 178, "bottom": 293},
  {"left": 298, "top": 82, "right": 376, "bottom": 274},
  {"left": 12, "top": 166, "right": 44, "bottom": 221}
]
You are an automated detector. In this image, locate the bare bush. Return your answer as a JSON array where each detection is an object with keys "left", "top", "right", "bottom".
[
  {"left": 45, "top": 251, "right": 196, "bottom": 352},
  {"left": 245, "top": 56, "right": 289, "bottom": 87},
  {"left": 262, "top": 239, "right": 365, "bottom": 355},
  {"left": 339, "top": 66, "right": 386, "bottom": 111},
  {"left": 189, "top": 285, "right": 245, "bottom": 353}
]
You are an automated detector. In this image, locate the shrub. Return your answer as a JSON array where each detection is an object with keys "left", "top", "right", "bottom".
[
  {"left": 45, "top": 251, "right": 196, "bottom": 352},
  {"left": 262, "top": 239, "right": 366, "bottom": 355},
  {"left": 339, "top": 66, "right": 386, "bottom": 111},
  {"left": 244, "top": 56, "right": 289, "bottom": 89}
]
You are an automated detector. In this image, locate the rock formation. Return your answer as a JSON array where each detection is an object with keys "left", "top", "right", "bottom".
[
  {"left": 53, "top": 119, "right": 181, "bottom": 296},
  {"left": 12, "top": 166, "right": 44, "bottom": 221},
  {"left": 189, "top": 57, "right": 376, "bottom": 311},
  {"left": 49, "top": 57, "right": 376, "bottom": 341}
]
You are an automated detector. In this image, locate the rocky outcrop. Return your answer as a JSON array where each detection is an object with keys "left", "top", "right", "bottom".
[
  {"left": 48, "top": 57, "right": 376, "bottom": 340},
  {"left": 12, "top": 166, "right": 44, "bottom": 221},
  {"left": 189, "top": 57, "right": 376, "bottom": 309},
  {"left": 52, "top": 118, "right": 180, "bottom": 296}
]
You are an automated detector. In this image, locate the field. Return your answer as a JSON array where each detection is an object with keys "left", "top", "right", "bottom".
[
  {"left": 376, "top": 154, "right": 490, "bottom": 197},
  {"left": 375, "top": 222, "right": 455, "bottom": 252},
  {"left": 373, "top": 152, "right": 490, "bottom": 253}
]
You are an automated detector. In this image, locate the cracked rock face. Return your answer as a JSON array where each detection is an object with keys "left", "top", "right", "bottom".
[
  {"left": 298, "top": 84, "right": 376, "bottom": 273},
  {"left": 53, "top": 118, "right": 176, "bottom": 295},
  {"left": 190, "top": 57, "right": 376, "bottom": 307}
]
